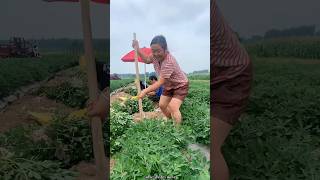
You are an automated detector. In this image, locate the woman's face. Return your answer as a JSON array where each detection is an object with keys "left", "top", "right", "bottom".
[{"left": 151, "top": 44, "right": 166, "bottom": 61}]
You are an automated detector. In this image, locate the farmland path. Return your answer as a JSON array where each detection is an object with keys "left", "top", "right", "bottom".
[
  {"left": 0, "top": 95, "right": 74, "bottom": 133},
  {"left": 0, "top": 67, "right": 81, "bottom": 133},
  {"left": 188, "top": 143, "right": 210, "bottom": 161}
]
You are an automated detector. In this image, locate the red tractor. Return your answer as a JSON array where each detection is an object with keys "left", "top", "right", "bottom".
[{"left": 0, "top": 37, "right": 40, "bottom": 58}]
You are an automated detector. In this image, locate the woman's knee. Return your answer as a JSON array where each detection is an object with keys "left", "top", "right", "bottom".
[
  {"left": 212, "top": 117, "right": 233, "bottom": 149},
  {"left": 212, "top": 144, "right": 222, "bottom": 154},
  {"left": 159, "top": 102, "right": 167, "bottom": 110},
  {"left": 167, "top": 103, "right": 179, "bottom": 113}
]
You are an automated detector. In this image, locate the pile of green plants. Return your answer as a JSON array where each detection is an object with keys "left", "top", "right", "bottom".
[
  {"left": 110, "top": 95, "right": 152, "bottom": 155},
  {"left": 123, "top": 87, "right": 137, "bottom": 96},
  {"left": 110, "top": 108, "right": 133, "bottom": 154},
  {"left": 111, "top": 120, "right": 209, "bottom": 180},
  {"left": 0, "top": 125, "right": 55, "bottom": 161},
  {"left": 46, "top": 111, "right": 110, "bottom": 166},
  {"left": 112, "top": 97, "right": 154, "bottom": 115},
  {"left": 0, "top": 148, "right": 76, "bottom": 180},
  {"left": 0, "top": 122, "right": 79, "bottom": 179},
  {"left": 46, "top": 114, "right": 94, "bottom": 166},
  {"left": 38, "top": 82, "right": 89, "bottom": 108},
  {"left": 0, "top": 110, "right": 110, "bottom": 178}
]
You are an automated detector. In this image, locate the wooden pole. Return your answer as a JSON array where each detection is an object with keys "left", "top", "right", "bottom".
[
  {"left": 144, "top": 63, "right": 147, "bottom": 89},
  {"left": 79, "top": 0, "right": 107, "bottom": 179},
  {"left": 133, "top": 33, "right": 144, "bottom": 118}
]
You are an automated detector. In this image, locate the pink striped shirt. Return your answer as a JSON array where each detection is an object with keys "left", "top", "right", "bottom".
[
  {"left": 211, "top": 0, "right": 250, "bottom": 66},
  {"left": 151, "top": 53, "right": 188, "bottom": 90}
]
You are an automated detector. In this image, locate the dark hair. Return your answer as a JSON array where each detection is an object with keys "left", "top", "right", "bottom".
[
  {"left": 149, "top": 75, "right": 158, "bottom": 81},
  {"left": 150, "top": 35, "right": 167, "bottom": 51},
  {"left": 140, "top": 80, "right": 147, "bottom": 89}
]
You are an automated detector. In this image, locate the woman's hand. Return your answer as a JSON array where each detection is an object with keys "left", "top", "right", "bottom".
[
  {"left": 138, "top": 90, "right": 147, "bottom": 99},
  {"left": 132, "top": 40, "right": 139, "bottom": 50},
  {"left": 147, "top": 91, "right": 156, "bottom": 96},
  {"left": 132, "top": 40, "right": 153, "bottom": 64},
  {"left": 87, "top": 95, "right": 108, "bottom": 120}
]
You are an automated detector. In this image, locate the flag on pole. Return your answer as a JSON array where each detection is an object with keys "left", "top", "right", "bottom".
[{"left": 43, "top": 0, "right": 109, "bottom": 4}]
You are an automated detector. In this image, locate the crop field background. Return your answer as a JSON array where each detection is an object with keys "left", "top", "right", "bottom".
[
  {"left": 223, "top": 39, "right": 320, "bottom": 179},
  {"left": 110, "top": 79, "right": 134, "bottom": 92},
  {"left": 0, "top": 54, "right": 78, "bottom": 99},
  {"left": 246, "top": 37, "right": 320, "bottom": 59}
]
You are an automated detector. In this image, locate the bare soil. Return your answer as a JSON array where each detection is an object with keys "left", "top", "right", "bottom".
[{"left": 0, "top": 95, "right": 73, "bottom": 133}]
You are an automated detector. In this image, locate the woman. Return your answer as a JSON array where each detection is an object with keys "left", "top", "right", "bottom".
[
  {"left": 132, "top": 35, "right": 189, "bottom": 125},
  {"left": 212, "top": 0, "right": 253, "bottom": 180}
]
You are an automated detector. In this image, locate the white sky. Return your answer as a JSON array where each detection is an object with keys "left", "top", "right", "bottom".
[
  {"left": 110, "top": 0, "right": 210, "bottom": 74},
  {"left": 0, "top": 0, "right": 108, "bottom": 39}
]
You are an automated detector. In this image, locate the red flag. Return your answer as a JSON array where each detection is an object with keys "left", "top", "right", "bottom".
[
  {"left": 43, "top": 0, "right": 109, "bottom": 4},
  {"left": 121, "top": 48, "right": 152, "bottom": 63}
]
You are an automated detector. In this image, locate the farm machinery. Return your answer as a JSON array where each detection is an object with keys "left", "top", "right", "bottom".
[{"left": 0, "top": 37, "right": 40, "bottom": 58}]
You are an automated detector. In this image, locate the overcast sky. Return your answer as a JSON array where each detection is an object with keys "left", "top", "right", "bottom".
[
  {"left": 110, "top": 0, "right": 210, "bottom": 74},
  {"left": 217, "top": 0, "right": 320, "bottom": 38},
  {"left": 0, "top": 0, "right": 108, "bottom": 39}
]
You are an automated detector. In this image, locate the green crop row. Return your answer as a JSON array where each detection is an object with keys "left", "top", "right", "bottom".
[
  {"left": 0, "top": 54, "right": 78, "bottom": 98},
  {"left": 225, "top": 57, "right": 320, "bottom": 179},
  {"left": 110, "top": 79, "right": 134, "bottom": 92},
  {"left": 246, "top": 37, "right": 320, "bottom": 59}
]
